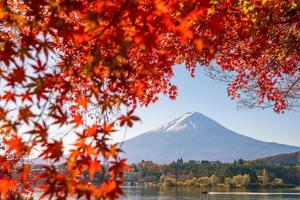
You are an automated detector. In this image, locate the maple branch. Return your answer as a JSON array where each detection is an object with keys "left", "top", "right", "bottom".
[{"left": 283, "top": 76, "right": 300, "bottom": 100}]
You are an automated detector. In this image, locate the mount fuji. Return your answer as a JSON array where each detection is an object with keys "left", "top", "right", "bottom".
[{"left": 122, "top": 112, "right": 300, "bottom": 163}]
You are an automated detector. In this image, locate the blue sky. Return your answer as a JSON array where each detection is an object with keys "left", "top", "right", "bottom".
[{"left": 114, "top": 65, "right": 300, "bottom": 147}]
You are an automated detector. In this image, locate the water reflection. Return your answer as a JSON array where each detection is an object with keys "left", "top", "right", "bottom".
[{"left": 120, "top": 187, "right": 300, "bottom": 200}]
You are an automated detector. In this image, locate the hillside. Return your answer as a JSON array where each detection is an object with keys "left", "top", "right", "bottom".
[{"left": 257, "top": 151, "right": 300, "bottom": 164}]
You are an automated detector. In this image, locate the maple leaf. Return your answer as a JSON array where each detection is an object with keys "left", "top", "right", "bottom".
[
  {"left": 31, "top": 59, "right": 47, "bottom": 73},
  {"left": 89, "top": 159, "right": 102, "bottom": 180},
  {"left": 10, "top": 66, "right": 26, "bottom": 85},
  {"left": 40, "top": 140, "right": 64, "bottom": 162},
  {"left": 27, "top": 121, "right": 48, "bottom": 144},
  {"left": 86, "top": 124, "right": 99, "bottom": 137},
  {"left": 20, "top": 90, "right": 33, "bottom": 103},
  {"left": 0, "top": 107, "right": 7, "bottom": 120},
  {"left": 77, "top": 96, "right": 90, "bottom": 110},
  {"left": 99, "top": 180, "right": 124, "bottom": 199},
  {"left": 49, "top": 106, "right": 68, "bottom": 127},
  {"left": 0, "top": 41, "right": 16, "bottom": 65},
  {"left": 18, "top": 106, "right": 34, "bottom": 124},
  {"left": 0, "top": 179, "right": 17, "bottom": 197},
  {"left": 4, "top": 134, "right": 26, "bottom": 158},
  {"left": 110, "top": 159, "right": 131, "bottom": 179},
  {"left": 118, "top": 110, "right": 140, "bottom": 127},
  {"left": 71, "top": 113, "right": 83, "bottom": 127},
  {"left": 105, "top": 144, "right": 121, "bottom": 159},
  {"left": 2, "top": 91, "right": 16, "bottom": 102},
  {"left": 100, "top": 122, "right": 115, "bottom": 134}
]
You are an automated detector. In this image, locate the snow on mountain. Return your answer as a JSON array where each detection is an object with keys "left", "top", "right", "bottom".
[
  {"left": 122, "top": 112, "right": 300, "bottom": 163},
  {"left": 152, "top": 112, "right": 220, "bottom": 132}
]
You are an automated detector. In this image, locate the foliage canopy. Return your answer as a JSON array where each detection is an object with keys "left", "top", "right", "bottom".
[{"left": 0, "top": 0, "right": 299, "bottom": 199}]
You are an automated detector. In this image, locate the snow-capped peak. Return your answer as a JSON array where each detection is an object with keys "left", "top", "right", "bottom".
[
  {"left": 152, "top": 112, "right": 220, "bottom": 133},
  {"left": 123, "top": 112, "right": 300, "bottom": 163}
]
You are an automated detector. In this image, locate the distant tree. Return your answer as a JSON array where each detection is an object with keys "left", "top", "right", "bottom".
[
  {"left": 237, "top": 159, "right": 245, "bottom": 165},
  {"left": 232, "top": 174, "right": 250, "bottom": 188},
  {"left": 258, "top": 169, "right": 270, "bottom": 186},
  {"left": 224, "top": 178, "right": 234, "bottom": 187},
  {"left": 160, "top": 176, "right": 177, "bottom": 187},
  {"left": 198, "top": 177, "right": 211, "bottom": 187},
  {"left": 138, "top": 161, "right": 161, "bottom": 181},
  {"left": 177, "top": 158, "right": 184, "bottom": 164},
  {"left": 210, "top": 175, "right": 220, "bottom": 187},
  {"left": 131, "top": 164, "right": 139, "bottom": 173},
  {"left": 272, "top": 178, "right": 283, "bottom": 185}
]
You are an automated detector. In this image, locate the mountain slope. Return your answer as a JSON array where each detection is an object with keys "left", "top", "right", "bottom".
[
  {"left": 122, "top": 112, "right": 300, "bottom": 163},
  {"left": 257, "top": 151, "right": 300, "bottom": 164}
]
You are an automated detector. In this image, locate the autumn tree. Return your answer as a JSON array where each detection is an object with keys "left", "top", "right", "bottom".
[
  {"left": 210, "top": 175, "right": 220, "bottom": 187},
  {"left": 204, "top": 0, "right": 300, "bottom": 112},
  {"left": 138, "top": 161, "right": 162, "bottom": 181},
  {"left": 0, "top": 0, "right": 299, "bottom": 199},
  {"left": 258, "top": 169, "right": 269, "bottom": 186},
  {"left": 232, "top": 174, "right": 250, "bottom": 187}
]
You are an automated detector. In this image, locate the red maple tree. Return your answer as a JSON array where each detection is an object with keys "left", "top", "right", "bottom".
[{"left": 0, "top": 0, "right": 299, "bottom": 199}]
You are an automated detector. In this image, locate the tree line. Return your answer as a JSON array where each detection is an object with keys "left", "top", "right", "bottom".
[{"left": 128, "top": 159, "right": 300, "bottom": 188}]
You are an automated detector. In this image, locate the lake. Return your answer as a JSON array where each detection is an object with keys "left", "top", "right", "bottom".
[
  {"left": 119, "top": 187, "right": 300, "bottom": 200},
  {"left": 34, "top": 187, "right": 300, "bottom": 199}
]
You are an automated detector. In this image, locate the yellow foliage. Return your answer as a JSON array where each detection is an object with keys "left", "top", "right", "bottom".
[
  {"left": 242, "top": 1, "right": 255, "bottom": 14},
  {"left": 291, "top": 2, "right": 298, "bottom": 10}
]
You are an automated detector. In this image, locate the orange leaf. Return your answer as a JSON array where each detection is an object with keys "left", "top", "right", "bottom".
[
  {"left": 77, "top": 96, "right": 90, "bottom": 110},
  {"left": 100, "top": 122, "right": 115, "bottom": 134},
  {"left": 4, "top": 134, "right": 25, "bottom": 158},
  {"left": 110, "top": 159, "right": 131, "bottom": 179},
  {"left": 0, "top": 179, "right": 17, "bottom": 197},
  {"left": 100, "top": 180, "right": 117, "bottom": 194},
  {"left": 105, "top": 144, "right": 121, "bottom": 159},
  {"left": 86, "top": 124, "right": 98, "bottom": 137},
  {"left": 71, "top": 113, "right": 83, "bottom": 127},
  {"left": 89, "top": 159, "right": 102, "bottom": 180}
]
